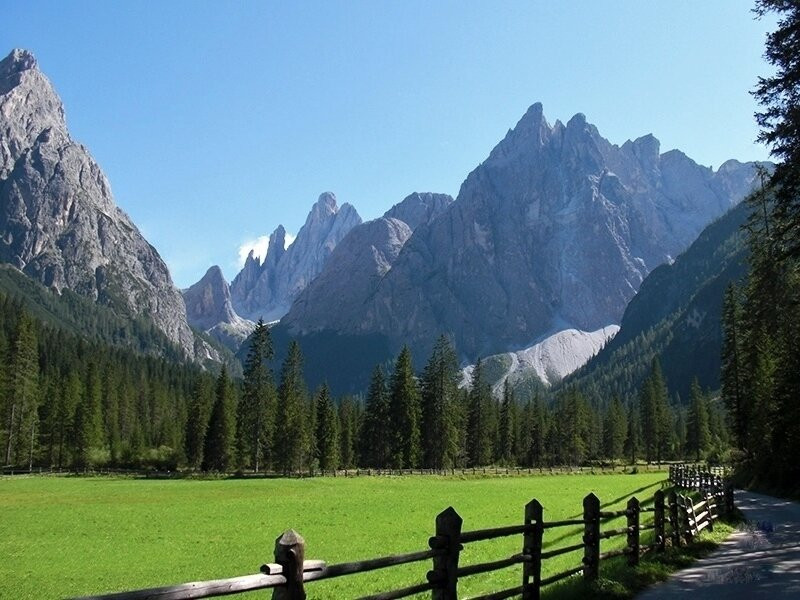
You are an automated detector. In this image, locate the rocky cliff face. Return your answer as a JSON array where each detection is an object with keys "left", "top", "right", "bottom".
[
  {"left": 230, "top": 192, "right": 361, "bottom": 321},
  {"left": 284, "top": 103, "right": 766, "bottom": 362},
  {"left": 0, "top": 49, "right": 206, "bottom": 360},
  {"left": 285, "top": 192, "right": 453, "bottom": 330},
  {"left": 183, "top": 265, "right": 253, "bottom": 349}
]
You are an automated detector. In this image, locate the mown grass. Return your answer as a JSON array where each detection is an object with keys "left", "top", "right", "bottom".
[{"left": 0, "top": 471, "right": 667, "bottom": 599}]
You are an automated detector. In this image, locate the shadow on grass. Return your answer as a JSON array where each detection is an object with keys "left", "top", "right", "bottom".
[{"left": 541, "top": 510, "right": 745, "bottom": 600}]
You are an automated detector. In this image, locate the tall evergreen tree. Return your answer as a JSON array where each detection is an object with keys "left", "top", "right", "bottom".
[
  {"left": 314, "top": 384, "right": 340, "bottom": 471},
  {"left": 202, "top": 365, "right": 236, "bottom": 472},
  {"left": 420, "top": 336, "right": 460, "bottom": 469},
  {"left": 3, "top": 313, "right": 38, "bottom": 466},
  {"left": 623, "top": 402, "right": 640, "bottom": 464},
  {"left": 388, "top": 347, "right": 421, "bottom": 468},
  {"left": 603, "top": 396, "right": 627, "bottom": 460},
  {"left": 360, "top": 366, "right": 390, "bottom": 467},
  {"left": 686, "top": 378, "right": 711, "bottom": 462},
  {"left": 338, "top": 396, "right": 357, "bottom": 469},
  {"left": 275, "top": 341, "right": 308, "bottom": 473},
  {"left": 237, "top": 319, "right": 276, "bottom": 471},
  {"left": 498, "top": 380, "right": 517, "bottom": 465},
  {"left": 467, "top": 359, "right": 493, "bottom": 467},
  {"left": 185, "top": 376, "right": 213, "bottom": 469},
  {"left": 721, "top": 283, "right": 746, "bottom": 449}
]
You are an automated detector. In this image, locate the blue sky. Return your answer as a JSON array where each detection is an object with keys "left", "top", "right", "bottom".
[{"left": 5, "top": 1, "right": 775, "bottom": 288}]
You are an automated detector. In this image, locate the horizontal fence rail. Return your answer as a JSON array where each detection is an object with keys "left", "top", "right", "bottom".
[{"left": 74, "top": 465, "right": 732, "bottom": 600}]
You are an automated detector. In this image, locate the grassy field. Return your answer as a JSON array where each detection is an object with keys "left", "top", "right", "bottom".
[{"left": 0, "top": 471, "right": 667, "bottom": 599}]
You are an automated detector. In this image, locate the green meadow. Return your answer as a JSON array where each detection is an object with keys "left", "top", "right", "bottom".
[{"left": 0, "top": 471, "right": 666, "bottom": 599}]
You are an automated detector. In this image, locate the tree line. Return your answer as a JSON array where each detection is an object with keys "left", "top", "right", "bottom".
[{"left": 0, "top": 293, "right": 731, "bottom": 473}]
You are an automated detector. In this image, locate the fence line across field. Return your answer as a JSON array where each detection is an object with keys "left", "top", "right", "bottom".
[{"left": 74, "top": 463, "right": 732, "bottom": 600}]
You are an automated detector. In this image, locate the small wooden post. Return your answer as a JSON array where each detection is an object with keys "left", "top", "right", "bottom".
[
  {"left": 627, "top": 497, "right": 640, "bottom": 567},
  {"left": 272, "top": 530, "right": 306, "bottom": 600},
  {"left": 430, "top": 506, "right": 463, "bottom": 600},
  {"left": 668, "top": 490, "right": 681, "bottom": 547},
  {"left": 680, "top": 495, "right": 694, "bottom": 543},
  {"left": 583, "top": 493, "right": 600, "bottom": 581},
  {"left": 654, "top": 490, "right": 665, "bottom": 552},
  {"left": 522, "top": 499, "right": 543, "bottom": 600}
]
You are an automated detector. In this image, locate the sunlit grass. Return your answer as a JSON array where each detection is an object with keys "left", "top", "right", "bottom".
[{"left": 0, "top": 471, "right": 667, "bottom": 599}]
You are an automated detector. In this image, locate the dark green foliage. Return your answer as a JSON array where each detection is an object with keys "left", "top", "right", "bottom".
[
  {"left": 754, "top": 1, "right": 800, "bottom": 258},
  {"left": 314, "top": 384, "right": 339, "bottom": 471},
  {"left": 3, "top": 313, "right": 38, "bottom": 467},
  {"left": 236, "top": 319, "right": 276, "bottom": 471},
  {"left": 686, "top": 379, "right": 711, "bottom": 461},
  {"left": 623, "top": 402, "right": 641, "bottom": 464},
  {"left": 359, "top": 366, "right": 391, "bottom": 467},
  {"left": 498, "top": 380, "right": 517, "bottom": 466},
  {"left": 419, "top": 335, "right": 461, "bottom": 469},
  {"left": 201, "top": 366, "right": 236, "bottom": 472},
  {"left": 387, "top": 347, "right": 421, "bottom": 468},
  {"left": 275, "top": 341, "right": 310, "bottom": 473},
  {"left": 338, "top": 396, "right": 358, "bottom": 469},
  {"left": 466, "top": 359, "right": 493, "bottom": 467},
  {"left": 185, "top": 376, "right": 213, "bottom": 469},
  {"left": 603, "top": 396, "right": 627, "bottom": 460}
]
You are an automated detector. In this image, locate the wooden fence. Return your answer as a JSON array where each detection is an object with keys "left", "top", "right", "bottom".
[{"left": 74, "top": 466, "right": 733, "bottom": 600}]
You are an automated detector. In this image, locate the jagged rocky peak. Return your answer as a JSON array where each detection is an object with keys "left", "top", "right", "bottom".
[
  {"left": 229, "top": 191, "right": 362, "bottom": 321},
  {"left": 0, "top": 48, "right": 207, "bottom": 360},
  {"left": 383, "top": 192, "right": 453, "bottom": 231},
  {"left": 183, "top": 265, "right": 253, "bottom": 350},
  {"left": 283, "top": 101, "right": 767, "bottom": 366}
]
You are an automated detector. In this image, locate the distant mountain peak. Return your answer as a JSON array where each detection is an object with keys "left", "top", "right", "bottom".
[{"left": 1, "top": 48, "right": 37, "bottom": 75}]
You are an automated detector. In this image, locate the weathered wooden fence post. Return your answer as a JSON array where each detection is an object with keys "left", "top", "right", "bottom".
[
  {"left": 725, "top": 483, "right": 735, "bottom": 514},
  {"left": 430, "top": 506, "right": 463, "bottom": 600},
  {"left": 583, "top": 493, "right": 600, "bottom": 581},
  {"left": 273, "top": 530, "right": 306, "bottom": 600},
  {"left": 626, "top": 497, "right": 640, "bottom": 567},
  {"left": 654, "top": 490, "right": 665, "bottom": 552},
  {"left": 680, "top": 495, "right": 694, "bottom": 543},
  {"left": 668, "top": 490, "right": 681, "bottom": 547},
  {"left": 706, "top": 493, "right": 715, "bottom": 531},
  {"left": 522, "top": 499, "right": 543, "bottom": 600}
]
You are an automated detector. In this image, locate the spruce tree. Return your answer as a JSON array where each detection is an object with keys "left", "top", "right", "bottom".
[
  {"left": 388, "top": 346, "right": 421, "bottom": 468},
  {"left": 360, "top": 366, "right": 390, "bottom": 467},
  {"left": 276, "top": 341, "right": 308, "bottom": 473},
  {"left": 4, "top": 312, "right": 38, "bottom": 466},
  {"left": 467, "top": 359, "right": 493, "bottom": 467},
  {"left": 338, "top": 396, "right": 357, "bottom": 468},
  {"left": 623, "top": 402, "right": 641, "bottom": 465},
  {"left": 314, "top": 384, "right": 340, "bottom": 471},
  {"left": 686, "top": 378, "right": 711, "bottom": 462},
  {"left": 202, "top": 365, "right": 236, "bottom": 472},
  {"left": 721, "top": 283, "right": 746, "bottom": 449},
  {"left": 420, "top": 335, "right": 460, "bottom": 469},
  {"left": 185, "top": 376, "right": 213, "bottom": 469},
  {"left": 237, "top": 319, "right": 276, "bottom": 472},
  {"left": 498, "top": 380, "right": 516, "bottom": 465},
  {"left": 603, "top": 396, "right": 627, "bottom": 460}
]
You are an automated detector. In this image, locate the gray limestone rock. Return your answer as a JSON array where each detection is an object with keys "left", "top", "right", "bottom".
[
  {"left": 0, "top": 48, "right": 209, "bottom": 360},
  {"left": 183, "top": 266, "right": 253, "bottom": 350},
  {"left": 284, "top": 103, "right": 767, "bottom": 362},
  {"left": 230, "top": 192, "right": 362, "bottom": 321}
]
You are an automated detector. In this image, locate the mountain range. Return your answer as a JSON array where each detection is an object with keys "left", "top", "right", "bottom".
[{"left": 0, "top": 48, "right": 769, "bottom": 396}]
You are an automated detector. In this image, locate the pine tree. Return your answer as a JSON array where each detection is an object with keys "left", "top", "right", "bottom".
[
  {"left": 603, "top": 396, "right": 627, "bottom": 460},
  {"left": 4, "top": 312, "right": 38, "bottom": 467},
  {"left": 467, "top": 359, "right": 493, "bottom": 467},
  {"left": 498, "top": 380, "right": 516, "bottom": 465},
  {"left": 685, "top": 378, "right": 711, "bottom": 462},
  {"left": 721, "top": 283, "right": 746, "bottom": 450},
  {"left": 314, "top": 384, "right": 340, "bottom": 471},
  {"left": 387, "top": 347, "right": 421, "bottom": 468},
  {"left": 420, "top": 335, "right": 460, "bottom": 469},
  {"left": 275, "top": 341, "right": 308, "bottom": 473},
  {"left": 754, "top": 0, "right": 800, "bottom": 258},
  {"left": 338, "top": 396, "right": 357, "bottom": 469},
  {"left": 202, "top": 365, "right": 236, "bottom": 472},
  {"left": 623, "top": 402, "right": 640, "bottom": 465},
  {"left": 237, "top": 319, "right": 276, "bottom": 472},
  {"left": 185, "top": 376, "right": 213, "bottom": 469},
  {"left": 360, "top": 366, "right": 390, "bottom": 467}
]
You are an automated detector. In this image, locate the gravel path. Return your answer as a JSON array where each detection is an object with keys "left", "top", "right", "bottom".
[{"left": 636, "top": 489, "right": 800, "bottom": 599}]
